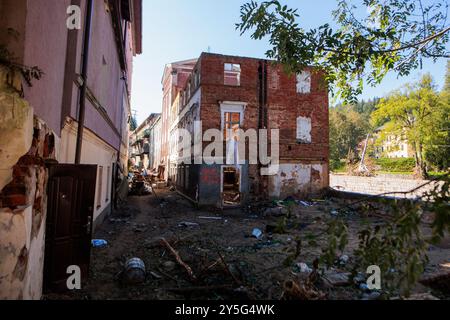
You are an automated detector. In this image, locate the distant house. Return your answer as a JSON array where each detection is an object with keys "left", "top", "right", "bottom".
[
  {"left": 129, "top": 113, "right": 161, "bottom": 170},
  {"left": 372, "top": 125, "right": 414, "bottom": 159}
]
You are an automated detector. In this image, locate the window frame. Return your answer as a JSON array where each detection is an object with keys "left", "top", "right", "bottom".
[
  {"left": 224, "top": 63, "right": 241, "bottom": 86},
  {"left": 220, "top": 102, "right": 246, "bottom": 141}
]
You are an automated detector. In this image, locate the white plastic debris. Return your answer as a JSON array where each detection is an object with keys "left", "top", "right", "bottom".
[{"left": 297, "top": 262, "right": 313, "bottom": 273}]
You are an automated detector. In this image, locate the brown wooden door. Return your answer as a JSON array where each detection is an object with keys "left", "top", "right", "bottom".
[{"left": 44, "top": 164, "right": 97, "bottom": 292}]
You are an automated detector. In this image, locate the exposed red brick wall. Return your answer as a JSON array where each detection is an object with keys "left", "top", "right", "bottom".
[
  {"left": 199, "top": 53, "right": 329, "bottom": 163},
  {"left": 198, "top": 53, "right": 329, "bottom": 199}
]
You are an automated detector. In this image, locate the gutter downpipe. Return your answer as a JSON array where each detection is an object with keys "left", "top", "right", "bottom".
[{"left": 75, "top": 0, "right": 94, "bottom": 164}]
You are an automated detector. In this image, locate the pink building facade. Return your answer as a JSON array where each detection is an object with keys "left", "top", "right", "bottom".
[{"left": 0, "top": 0, "right": 142, "bottom": 299}]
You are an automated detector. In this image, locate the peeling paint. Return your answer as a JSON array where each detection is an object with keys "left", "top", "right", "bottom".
[{"left": 269, "top": 163, "right": 326, "bottom": 199}]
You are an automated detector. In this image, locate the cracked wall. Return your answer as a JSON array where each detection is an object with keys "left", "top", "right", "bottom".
[{"left": 0, "top": 67, "right": 57, "bottom": 299}]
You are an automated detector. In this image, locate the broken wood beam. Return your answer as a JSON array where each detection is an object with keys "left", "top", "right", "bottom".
[
  {"left": 160, "top": 237, "right": 197, "bottom": 282},
  {"left": 217, "top": 251, "right": 242, "bottom": 285}
]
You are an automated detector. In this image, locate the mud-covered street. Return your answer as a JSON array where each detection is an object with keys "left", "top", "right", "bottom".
[{"left": 44, "top": 189, "right": 450, "bottom": 301}]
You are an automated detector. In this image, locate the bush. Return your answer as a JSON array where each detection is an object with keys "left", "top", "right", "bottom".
[
  {"left": 375, "top": 157, "right": 416, "bottom": 172},
  {"left": 330, "top": 159, "right": 346, "bottom": 172}
]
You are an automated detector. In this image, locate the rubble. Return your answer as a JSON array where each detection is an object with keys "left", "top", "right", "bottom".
[{"left": 46, "top": 188, "right": 450, "bottom": 301}]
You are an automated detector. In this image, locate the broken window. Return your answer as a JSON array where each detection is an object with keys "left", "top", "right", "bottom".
[
  {"left": 296, "top": 71, "right": 311, "bottom": 93},
  {"left": 223, "top": 112, "right": 241, "bottom": 141},
  {"left": 224, "top": 63, "right": 241, "bottom": 86},
  {"left": 194, "top": 69, "right": 200, "bottom": 88},
  {"left": 296, "top": 116, "right": 312, "bottom": 143}
]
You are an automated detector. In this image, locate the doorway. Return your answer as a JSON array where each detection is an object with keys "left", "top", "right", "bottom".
[
  {"left": 221, "top": 166, "right": 241, "bottom": 206},
  {"left": 43, "top": 164, "right": 97, "bottom": 293}
]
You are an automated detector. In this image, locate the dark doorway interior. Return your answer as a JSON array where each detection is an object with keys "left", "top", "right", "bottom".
[{"left": 222, "top": 166, "right": 240, "bottom": 206}]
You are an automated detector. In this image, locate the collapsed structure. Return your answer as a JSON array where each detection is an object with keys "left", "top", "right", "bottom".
[{"left": 157, "top": 53, "right": 329, "bottom": 207}]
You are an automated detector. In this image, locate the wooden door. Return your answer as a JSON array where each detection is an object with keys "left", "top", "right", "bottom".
[{"left": 43, "top": 164, "right": 97, "bottom": 292}]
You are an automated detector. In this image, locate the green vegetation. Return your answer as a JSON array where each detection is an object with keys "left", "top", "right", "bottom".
[
  {"left": 371, "top": 74, "right": 449, "bottom": 178},
  {"left": 329, "top": 104, "right": 370, "bottom": 165},
  {"left": 237, "top": 0, "right": 450, "bottom": 299},
  {"left": 237, "top": 0, "right": 449, "bottom": 103},
  {"left": 374, "top": 158, "right": 416, "bottom": 172}
]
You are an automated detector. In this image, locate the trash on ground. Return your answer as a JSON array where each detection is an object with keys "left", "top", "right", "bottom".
[
  {"left": 359, "top": 283, "right": 370, "bottom": 292},
  {"left": 252, "top": 228, "right": 263, "bottom": 239},
  {"left": 339, "top": 254, "right": 349, "bottom": 265},
  {"left": 122, "top": 257, "right": 146, "bottom": 285},
  {"left": 296, "top": 262, "right": 313, "bottom": 273},
  {"left": 323, "top": 270, "right": 351, "bottom": 286},
  {"left": 91, "top": 239, "right": 108, "bottom": 248},
  {"left": 264, "top": 207, "right": 288, "bottom": 217},
  {"left": 298, "top": 201, "right": 312, "bottom": 207},
  {"left": 198, "top": 216, "right": 223, "bottom": 220},
  {"left": 178, "top": 221, "right": 200, "bottom": 228}
]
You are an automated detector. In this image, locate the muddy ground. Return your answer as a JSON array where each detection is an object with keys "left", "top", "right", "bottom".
[{"left": 45, "top": 188, "right": 450, "bottom": 300}]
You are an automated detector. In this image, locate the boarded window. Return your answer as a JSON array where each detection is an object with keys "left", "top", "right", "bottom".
[
  {"left": 224, "top": 63, "right": 241, "bottom": 86},
  {"left": 296, "top": 116, "right": 312, "bottom": 143},
  {"left": 296, "top": 71, "right": 311, "bottom": 93}
]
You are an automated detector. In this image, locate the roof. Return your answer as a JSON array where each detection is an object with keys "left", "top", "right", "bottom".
[{"left": 161, "top": 58, "right": 198, "bottom": 84}]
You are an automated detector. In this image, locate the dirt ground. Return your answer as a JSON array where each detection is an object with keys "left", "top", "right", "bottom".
[{"left": 45, "top": 188, "right": 450, "bottom": 300}]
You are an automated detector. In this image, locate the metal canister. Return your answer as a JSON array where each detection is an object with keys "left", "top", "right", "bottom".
[{"left": 123, "top": 258, "right": 146, "bottom": 284}]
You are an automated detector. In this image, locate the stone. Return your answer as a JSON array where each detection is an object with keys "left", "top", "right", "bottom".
[
  {"left": 162, "top": 260, "right": 176, "bottom": 272},
  {"left": 324, "top": 270, "right": 352, "bottom": 287}
]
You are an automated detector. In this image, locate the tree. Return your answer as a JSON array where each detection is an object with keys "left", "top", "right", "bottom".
[
  {"left": 329, "top": 105, "right": 369, "bottom": 167},
  {"left": 371, "top": 74, "right": 444, "bottom": 178},
  {"left": 237, "top": 0, "right": 449, "bottom": 103},
  {"left": 426, "top": 65, "right": 450, "bottom": 171}
]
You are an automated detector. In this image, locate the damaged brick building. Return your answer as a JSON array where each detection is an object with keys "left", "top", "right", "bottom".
[{"left": 164, "top": 53, "right": 329, "bottom": 207}]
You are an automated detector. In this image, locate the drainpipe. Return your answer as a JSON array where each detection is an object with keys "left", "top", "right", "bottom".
[
  {"left": 75, "top": 0, "right": 94, "bottom": 164},
  {"left": 257, "top": 60, "right": 269, "bottom": 198}
]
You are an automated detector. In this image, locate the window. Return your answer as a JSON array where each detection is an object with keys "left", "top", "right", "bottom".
[
  {"left": 296, "top": 116, "right": 312, "bottom": 143},
  {"left": 97, "top": 166, "right": 103, "bottom": 209},
  {"left": 223, "top": 112, "right": 241, "bottom": 141},
  {"left": 224, "top": 63, "right": 241, "bottom": 86},
  {"left": 106, "top": 166, "right": 111, "bottom": 202},
  {"left": 296, "top": 71, "right": 311, "bottom": 93},
  {"left": 194, "top": 69, "right": 200, "bottom": 88},
  {"left": 220, "top": 103, "right": 245, "bottom": 142}
]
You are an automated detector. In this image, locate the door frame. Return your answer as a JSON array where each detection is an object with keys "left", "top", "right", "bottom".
[{"left": 43, "top": 163, "right": 97, "bottom": 293}]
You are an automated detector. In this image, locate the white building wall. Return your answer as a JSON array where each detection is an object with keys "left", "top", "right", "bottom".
[{"left": 60, "top": 120, "right": 117, "bottom": 222}]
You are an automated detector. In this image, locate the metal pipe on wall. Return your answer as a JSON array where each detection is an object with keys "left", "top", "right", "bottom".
[{"left": 75, "top": 0, "right": 94, "bottom": 164}]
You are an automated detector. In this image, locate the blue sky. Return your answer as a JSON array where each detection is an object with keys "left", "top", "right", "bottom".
[{"left": 130, "top": 0, "right": 448, "bottom": 124}]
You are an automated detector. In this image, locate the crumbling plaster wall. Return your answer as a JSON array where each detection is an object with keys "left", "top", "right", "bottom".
[
  {"left": 0, "top": 67, "right": 58, "bottom": 300},
  {"left": 0, "top": 67, "right": 33, "bottom": 191},
  {"left": 268, "top": 163, "right": 328, "bottom": 199}
]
